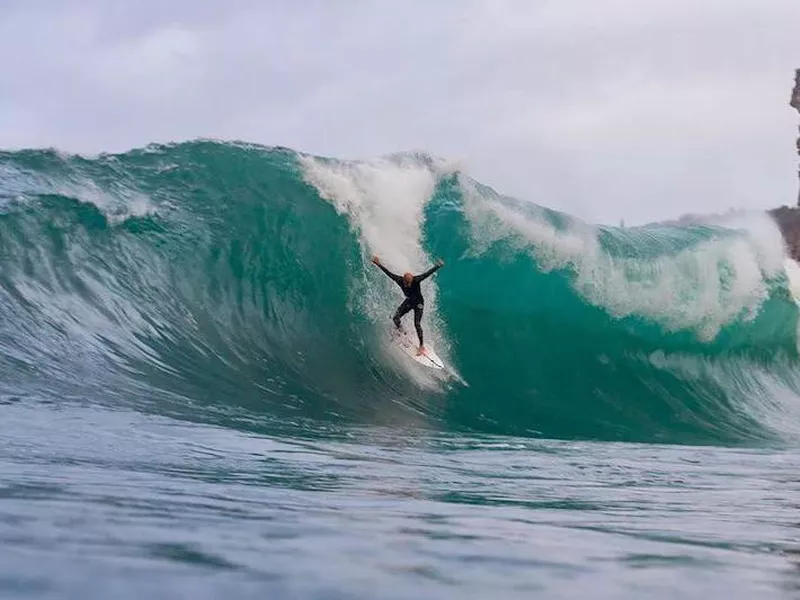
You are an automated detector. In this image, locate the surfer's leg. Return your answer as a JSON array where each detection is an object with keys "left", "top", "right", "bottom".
[
  {"left": 413, "top": 304, "right": 424, "bottom": 347},
  {"left": 392, "top": 299, "right": 413, "bottom": 330}
]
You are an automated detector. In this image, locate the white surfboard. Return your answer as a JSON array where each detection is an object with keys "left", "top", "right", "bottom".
[{"left": 391, "top": 328, "right": 445, "bottom": 370}]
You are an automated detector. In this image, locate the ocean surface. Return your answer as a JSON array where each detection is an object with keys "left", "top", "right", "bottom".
[{"left": 2, "top": 140, "right": 800, "bottom": 598}]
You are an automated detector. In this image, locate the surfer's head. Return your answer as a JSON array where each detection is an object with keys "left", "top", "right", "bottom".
[{"left": 403, "top": 272, "right": 413, "bottom": 286}]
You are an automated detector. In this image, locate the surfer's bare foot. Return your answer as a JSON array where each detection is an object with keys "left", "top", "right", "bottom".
[{"left": 417, "top": 346, "right": 426, "bottom": 356}]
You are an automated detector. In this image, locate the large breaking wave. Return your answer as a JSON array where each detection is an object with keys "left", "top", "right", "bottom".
[{"left": 2, "top": 140, "right": 800, "bottom": 445}]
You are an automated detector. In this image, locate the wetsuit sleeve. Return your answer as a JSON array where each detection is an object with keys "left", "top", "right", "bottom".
[
  {"left": 377, "top": 263, "right": 402, "bottom": 284},
  {"left": 414, "top": 264, "right": 442, "bottom": 282}
]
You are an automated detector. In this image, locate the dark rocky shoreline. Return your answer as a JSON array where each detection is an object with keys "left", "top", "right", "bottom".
[{"left": 769, "top": 69, "right": 800, "bottom": 260}]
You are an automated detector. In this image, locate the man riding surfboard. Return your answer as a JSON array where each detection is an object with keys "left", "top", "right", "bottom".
[{"left": 372, "top": 256, "right": 444, "bottom": 356}]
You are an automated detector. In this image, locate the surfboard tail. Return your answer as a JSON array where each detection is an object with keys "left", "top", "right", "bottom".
[{"left": 391, "top": 328, "right": 445, "bottom": 370}]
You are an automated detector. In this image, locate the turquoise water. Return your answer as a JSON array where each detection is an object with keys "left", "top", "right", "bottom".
[
  {"left": 3, "top": 403, "right": 799, "bottom": 599},
  {"left": 2, "top": 140, "right": 800, "bottom": 597}
]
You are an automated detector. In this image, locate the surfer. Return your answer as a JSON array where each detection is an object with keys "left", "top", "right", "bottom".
[{"left": 372, "top": 256, "right": 444, "bottom": 356}]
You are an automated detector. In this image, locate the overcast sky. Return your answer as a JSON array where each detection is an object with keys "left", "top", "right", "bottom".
[{"left": 1, "top": 0, "right": 798, "bottom": 224}]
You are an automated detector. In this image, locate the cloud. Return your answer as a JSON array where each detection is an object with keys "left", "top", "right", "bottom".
[{"left": 0, "top": 0, "right": 798, "bottom": 224}]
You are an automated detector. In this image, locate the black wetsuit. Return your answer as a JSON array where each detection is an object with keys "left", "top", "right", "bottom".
[{"left": 377, "top": 263, "right": 442, "bottom": 346}]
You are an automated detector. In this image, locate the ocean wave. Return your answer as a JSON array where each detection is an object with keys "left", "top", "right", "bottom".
[{"left": 0, "top": 140, "right": 798, "bottom": 445}]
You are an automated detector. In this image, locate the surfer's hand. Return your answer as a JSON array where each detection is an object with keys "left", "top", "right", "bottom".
[
  {"left": 371, "top": 256, "right": 380, "bottom": 265},
  {"left": 436, "top": 258, "right": 445, "bottom": 267}
]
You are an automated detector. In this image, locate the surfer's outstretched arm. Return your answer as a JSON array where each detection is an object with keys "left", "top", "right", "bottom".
[
  {"left": 415, "top": 259, "right": 445, "bottom": 282},
  {"left": 372, "top": 256, "right": 402, "bottom": 284}
]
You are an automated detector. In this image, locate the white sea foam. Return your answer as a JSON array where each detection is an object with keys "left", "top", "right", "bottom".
[{"left": 460, "top": 177, "right": 786, "bottom": 340}]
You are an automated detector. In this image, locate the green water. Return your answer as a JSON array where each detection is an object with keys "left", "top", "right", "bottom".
[
  {"left": 2, "top": 140, "right": 800, "bottom": 597},
  {"left": 2, "top": 402, "right": 799, "bottom": 599}
]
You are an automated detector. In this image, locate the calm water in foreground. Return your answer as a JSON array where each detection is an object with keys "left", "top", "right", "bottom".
[{"left": 1, "top": 401, "right": 799, "bottom": 600}]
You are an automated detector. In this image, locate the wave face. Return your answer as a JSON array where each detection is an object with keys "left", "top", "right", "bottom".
[{"left": 1, "top": 140, "right": 800, "bottom": 445}]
